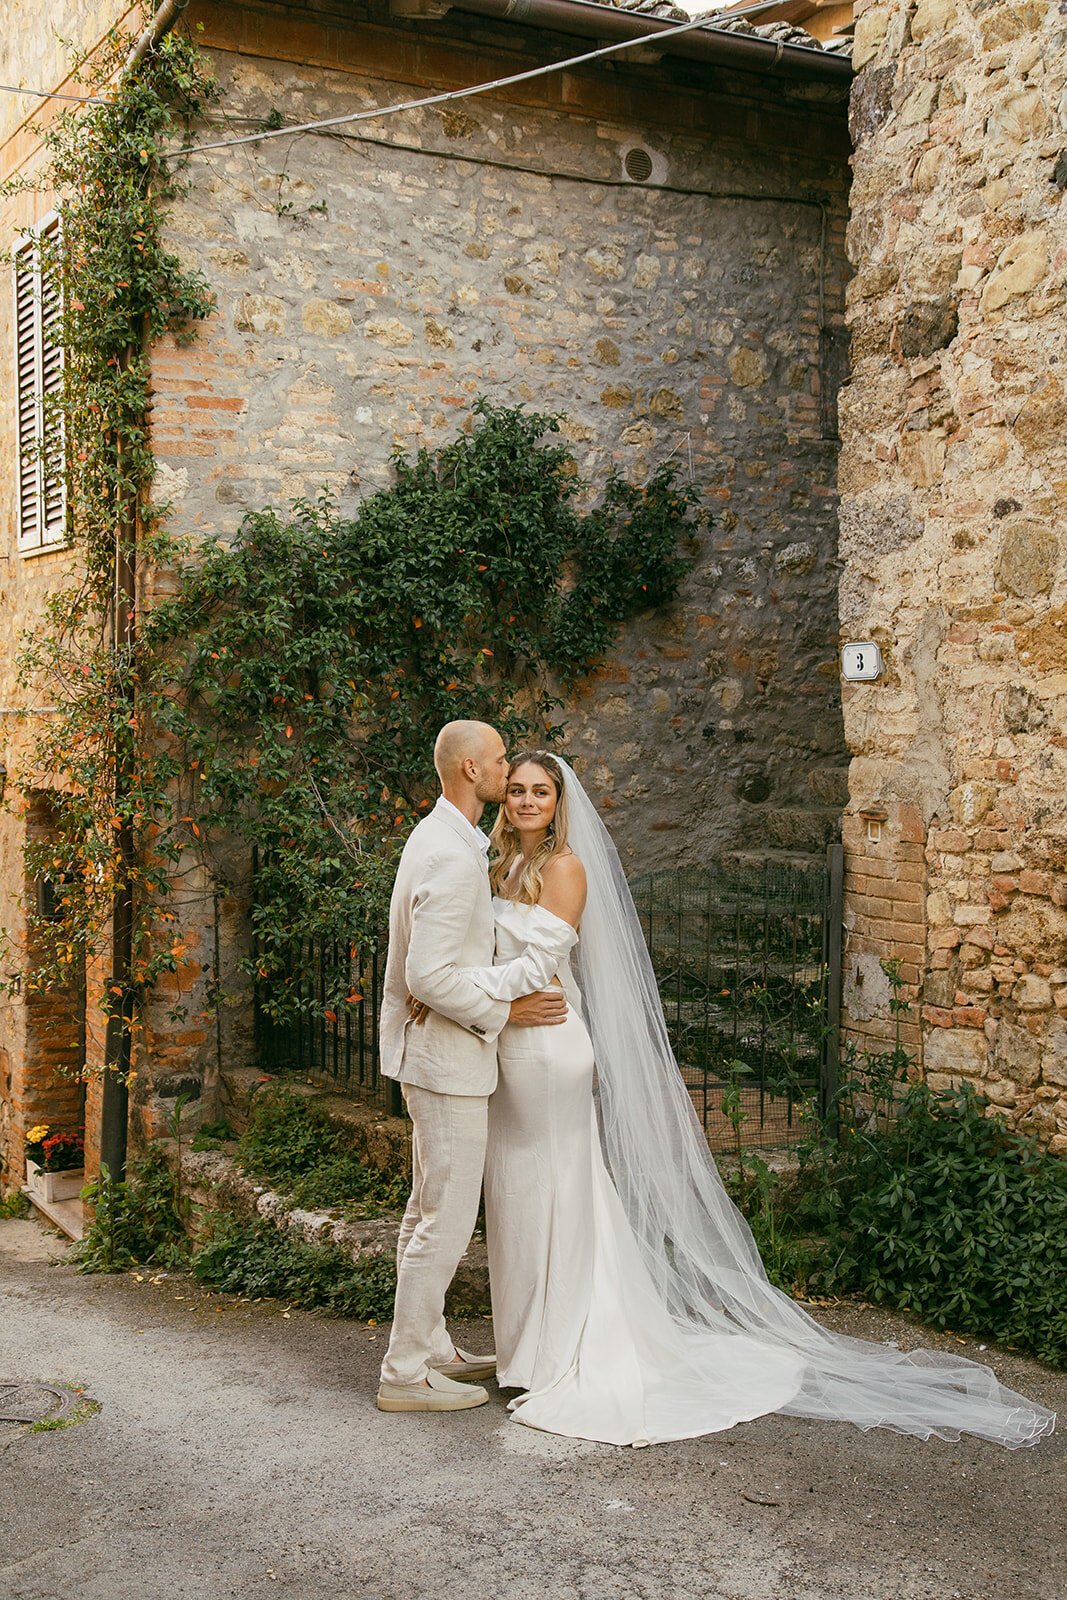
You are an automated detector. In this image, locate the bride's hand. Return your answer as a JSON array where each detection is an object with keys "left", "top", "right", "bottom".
[{"left": 406, "top": 991, "right": 430, "bottom": 1025}]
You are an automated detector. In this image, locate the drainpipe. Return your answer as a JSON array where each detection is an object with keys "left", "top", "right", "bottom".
[
  {"left": 125, "top": 0, "right": 189, "bottom": 74},
  {"left": 440, "top": 0, "right": 851, "bottom": 81},
  {"left": 99, "top": 0, "right": 188, "bottom": 1184}
]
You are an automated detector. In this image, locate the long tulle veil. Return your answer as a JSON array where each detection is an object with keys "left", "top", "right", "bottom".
[{"left": 558, "top": 760, "right": 1054, "bottom": 1447}]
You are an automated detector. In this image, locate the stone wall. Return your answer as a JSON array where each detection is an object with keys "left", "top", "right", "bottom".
[
  {"left": 134, "top": 1, "right": 854, "bottom": 1110},
  {"left": 841, "top": 0, "right": 1067, "bottom": 1147},
  {"left": 0, "top": 0, "right": 139, "bottom": 145},
  {"left": 2, "top": 0, "right": 854, "bottom": 1163},
  {"left": 158, "top": 1, "right": 852, "bottom": 876}
]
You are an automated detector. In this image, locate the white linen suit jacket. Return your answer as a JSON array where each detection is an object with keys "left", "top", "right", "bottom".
[
  {"left": 380, "top": 801, "right": 574, "bottom": 1096},
  {"left": 380, "top": 803, "right": 510, "bottom": 1095}
]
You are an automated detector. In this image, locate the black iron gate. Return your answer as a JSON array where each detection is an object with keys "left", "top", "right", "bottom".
[
  {"left": 631, "top": 845, "right": 842, "bottom": 1152},
  {"left": 254, "top": 930, "right": 402, "bottom": 1117},
  {"left": 256, "top": 846, "right": 843, "bottom": 1151}
]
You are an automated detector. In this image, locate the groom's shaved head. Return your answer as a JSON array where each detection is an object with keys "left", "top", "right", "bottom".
[{"left": 434, "top": 720, "right": 500, "bottom": 784}]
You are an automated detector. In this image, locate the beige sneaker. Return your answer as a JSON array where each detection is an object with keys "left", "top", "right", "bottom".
[
  {"left": 431, "top": 1346, "right": 497, "bottom": 1383},
  {"left": 377, "top": 1366, "right": 490, "bottom": 1412}
]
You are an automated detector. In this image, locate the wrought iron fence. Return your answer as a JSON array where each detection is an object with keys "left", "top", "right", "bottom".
[
  {"left": 631, "top": 848, "right": 842, "bottom": 1152},
  {"left": 254, "top": 931, "right": 402, "bottom": 1117},
  {"left": 255, "top": 847, "right": 843, "bottom": 1153}
]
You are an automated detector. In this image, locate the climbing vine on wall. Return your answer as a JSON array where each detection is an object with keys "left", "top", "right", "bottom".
[
  {"left": 2, "top": 32, "right": 705, "bottom": 1041},
  {"left": 145, "top": 399, "right": 704, "bottom": 1019},
  {"left": 2, "top": 30, "right": 218, "bottom": 1025}
]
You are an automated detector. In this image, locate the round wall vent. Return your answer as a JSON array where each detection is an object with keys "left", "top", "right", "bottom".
[{"left": 624, "top": 146, "right": 654, "bottom": 183}]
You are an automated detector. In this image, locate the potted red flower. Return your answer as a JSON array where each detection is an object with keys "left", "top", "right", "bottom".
[{"left": 25, "top": 1125, "right": 86, "bottom": 1204}]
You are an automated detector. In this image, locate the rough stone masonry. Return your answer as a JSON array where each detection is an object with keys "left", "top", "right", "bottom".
[
  {"left": 1, "top": 3, "right": 855, "bottom": 1183},
  {"left": 127, "top": 3, "right": 854, "bottom": 1127},
  {"left": 154, "top": 9, "right": 853, "bottom": 880},
  {"left": 840, "top": 0, "right": 1067, "bottom": 1147}
]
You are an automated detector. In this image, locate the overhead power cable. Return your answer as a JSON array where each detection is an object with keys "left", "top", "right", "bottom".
[
  {"left": 164, "top": 10, "right": 817, "bottom": 161},
  {"left": 0, "top": 81, "right": 112, "bottom": 105}
]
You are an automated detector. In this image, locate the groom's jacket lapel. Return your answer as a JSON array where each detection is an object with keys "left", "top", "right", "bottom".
[{"left": 428, "top": 803, "right": 491, "bottom": 868}]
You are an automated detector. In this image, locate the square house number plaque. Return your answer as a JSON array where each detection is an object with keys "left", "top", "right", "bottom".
[{"left": 841, "top": 642, "right": 883, "bottom": 682}]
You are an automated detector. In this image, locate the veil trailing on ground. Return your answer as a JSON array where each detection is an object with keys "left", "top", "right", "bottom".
[{"left": 558, "top": 761, "right": 1055, "bottom": 1448}]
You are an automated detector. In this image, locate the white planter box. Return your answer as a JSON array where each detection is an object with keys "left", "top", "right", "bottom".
[{"left": 26, "top": 1159, "right": 86, "bottom": 1203}]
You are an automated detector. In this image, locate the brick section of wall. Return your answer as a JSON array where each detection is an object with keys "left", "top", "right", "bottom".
[
  {"left": 841, "top": 802, "right": 924, "bottom": 1059},
  {"left": 839, "top": 0, "right": 1067, "bottom": 1150},
  {"left": 0, "top": 794, "right": 85, "bottom": 1189}
]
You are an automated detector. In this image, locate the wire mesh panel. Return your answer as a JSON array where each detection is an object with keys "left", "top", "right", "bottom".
[
  {"left": 254, "top": 930, "right": 402, "bottom": 1118},
  {"left": 254, "top": 853, "right": 840, "bottom": 1150},
  {"left": 630, "top": 859, "right": 832, "bottom": 1152}
]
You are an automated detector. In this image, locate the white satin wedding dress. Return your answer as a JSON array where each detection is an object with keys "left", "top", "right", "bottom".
[
  {"left": 460, "top": 763, "right": 1054, "bottom": 1451},
  {"left": 483, "top": 898, "right": 804, "bottom": 1446}
]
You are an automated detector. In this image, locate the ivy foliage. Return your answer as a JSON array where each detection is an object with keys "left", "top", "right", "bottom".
[
  {"left": 3, "top": 32, "right": 218, "bottom": 1017},
  {"left": 144, "top": 400, "right": 702, "bottom": 1018}
]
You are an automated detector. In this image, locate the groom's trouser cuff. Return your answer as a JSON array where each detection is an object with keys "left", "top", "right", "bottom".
[{"left": 380, "top": 1085, "right": 488, "bottom": 1386}]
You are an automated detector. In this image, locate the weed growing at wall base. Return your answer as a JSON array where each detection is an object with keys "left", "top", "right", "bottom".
[{"left": 732, "top": 960, "right": 1067, "bottom": 1368}]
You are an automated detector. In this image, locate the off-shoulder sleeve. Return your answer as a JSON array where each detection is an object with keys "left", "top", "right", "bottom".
[{"left": 458, "top": 902, "right": 578, "bottom": 1002}]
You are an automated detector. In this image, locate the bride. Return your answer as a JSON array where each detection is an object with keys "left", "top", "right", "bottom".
[{"left": 424, "top": 750, "right": 1055, "bottom": 1449}]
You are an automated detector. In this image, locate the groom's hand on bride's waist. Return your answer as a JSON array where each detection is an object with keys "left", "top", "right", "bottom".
[
  {"left": 403, "top": 990, "right": 566, "bottom": 1028},
  {"left": 507, "top": 989, "right": 567, "bottom": 1027}
]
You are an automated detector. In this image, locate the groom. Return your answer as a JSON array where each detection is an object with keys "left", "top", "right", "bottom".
[{"left": 377, "top": 720, "right": 567, "bottom": 1412}]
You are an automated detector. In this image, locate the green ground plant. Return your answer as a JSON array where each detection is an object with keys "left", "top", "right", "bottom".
[
  {"left": 73, "top": 1083, "right": 406, "bottom": 1316},
  {"left": 191, "top": 1217, "right": 397, "bottom": 1320},
  {"left": 26, "top": 1397, "right": 101, "bottom": 1434},
  {"left": 72, "top": 1145, "right": 189, "bottom": 1273},
  {"left": 729, "top": 958, "right": 1067, "bottom": 1368},
  {"left": 236, "top": 1084, "right": 408, "bottom": 1217},
  {"left": 0, "top": 1190, "right": 30, "bottom": 1220}
]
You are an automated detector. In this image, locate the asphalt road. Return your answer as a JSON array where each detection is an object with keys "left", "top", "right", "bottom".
[{"left": 1, "top": 1216, "right": 1064, "bottom": 1600}]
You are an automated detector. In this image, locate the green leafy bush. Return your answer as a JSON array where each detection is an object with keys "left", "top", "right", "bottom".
[
  {"left": 237, "top": 1085, "right": 408, "bottom": 1216},
  {"left": 72, "top": 1147, "right": 189, "bottom": 1274},
  {"left": 803, "top": 1081, "right": 1067, "bottom": 1367},
  {"left": 727, "top": 959, "right": 1067, "bottom": 1368},
  {"left": 192, "top": 1216, "right": 397, "bottom": 1319}
]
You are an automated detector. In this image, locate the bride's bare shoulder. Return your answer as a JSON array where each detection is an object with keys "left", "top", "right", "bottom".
[
  {"left": 541, "top": 849, "right": 586, "bottom": 888},
  {"left": 538, "top": 851, "right": 587, "bottom": 927}
]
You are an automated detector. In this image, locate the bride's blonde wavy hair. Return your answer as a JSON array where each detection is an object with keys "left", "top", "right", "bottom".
[{"left": 489, "top": 751, "right": 570, "bottom": 904}]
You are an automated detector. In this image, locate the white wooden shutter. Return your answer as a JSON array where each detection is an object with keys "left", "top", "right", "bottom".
[
  {"left": 13, "top": 215, "right": 66, "bottom": 553},
  {"left": 14, "top": 234, "right": 40, "bottom": 550}
]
